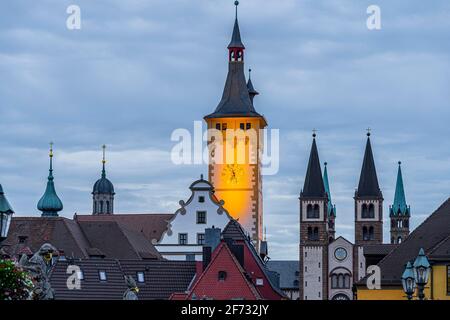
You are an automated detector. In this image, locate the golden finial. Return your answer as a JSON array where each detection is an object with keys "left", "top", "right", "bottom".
[
  {"left": 312, "top": 129, "right": 317, "bottom": 138},
  {"left": 102, "top": 144, "right": 106, "bottom": 164},
  {"left": 49, "top": 141, "right": 54, "bottom": 158},
  {"left": 366, "top": 127, "right": 371, "bottom": 137}
]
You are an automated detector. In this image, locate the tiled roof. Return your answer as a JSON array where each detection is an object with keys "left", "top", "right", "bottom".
[
  {"left": 428, "top": 235, "right": 450, "bottom": 261},
  {"left": 120, "top": 260, "right": 197, "bottom": 300},
  {"left": 266, "top": 260, "right": 299, "bottom": 289},
  {"left": 5, "top": 216, "right": 163, "bottom": 260},
  {"left": 75, "top": 213, "right": 172, "bottom": 244},
  {"left": 302, "top": 137, "right": 326, "bottom": 198},
  {"left": 357, "top": 198, "right": 450, "bottom": 285},
  {"left": 49, "top": 259, "right": 196, "bottom": 300},
  {"left": 362, "top": 244, "right": 398, "bottom": 256},
  {"left": 50, "top": 259, "right": 127, "bottom": 300}
]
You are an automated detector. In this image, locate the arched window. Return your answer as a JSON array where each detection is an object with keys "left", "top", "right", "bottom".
[
  {"left": 93, "top": 202, "right": 97, "bottom": 213},
  {"left": 369, "top": 226, "right": 374, "bottom": 240},
  {"left": 100, "top": 201, "right": 104, "bottom": 213},
  {"left": 368, "top": 204, "right": 375, "bottom": 218},
  {"left": 306, "top": 204, "right": 313, "bottom": 218},
  {"left": 338, "top": 274, "right": 344, "bottom": 288},
  {"left": 363, "top": 226, "right": 369, "bottom": 241},
  {"left": 344, "top": 274, "right": 351, "bottom": 288},
  {"left": 313, "top": 227, "right": 319, "bottom": 241},
  {"left": 362, "top": 204, "right": 368, "bottom": 218},
  {"left": 307, "top": 227, "right": 313, "bottom": 240},
  {"left": 331, "top": 275, "right": 338, "bottom": 289},
  {"left": 404, "top": 220, "right": 409, "bottom": 228},
  {"left": 313, "top": 204, "right": 320, "bottom": 218},
  {"left": 106, "top": 201, "right": 110, "bottom": 213},
  {"left": 397, "top": 236, "right": 402, "bottom": 244}
]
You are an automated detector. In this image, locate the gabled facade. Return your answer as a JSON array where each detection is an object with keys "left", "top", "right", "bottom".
[{"left": 156, "top": 176, "right": 232, "bottom": 261}]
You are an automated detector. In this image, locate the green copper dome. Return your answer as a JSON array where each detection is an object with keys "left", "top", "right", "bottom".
[
  {"left": 390, "top": 162, "right": 410, "bottom": 217},
  {"left": 0, "top": 184, "right": 14, "bottom": 214},
  {"left": 37, "top": 144, "right": 63, "bottom": 217}
]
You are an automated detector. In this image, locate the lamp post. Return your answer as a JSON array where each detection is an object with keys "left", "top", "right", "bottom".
[
  {"left": 413, "top": 248, "right": 430, "bottom": 300},
  {"left": 0, "top": 184, "right": 14, "bottom": 249},
  {"left": 401, "top": 261, "right": 416, "bottom": 300}
]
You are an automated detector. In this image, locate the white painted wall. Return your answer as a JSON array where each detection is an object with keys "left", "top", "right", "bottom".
[
  {"left": 303, "top": 246, "right": 323, "bottom": 300},
  {"left": 156, "top": 179, "right": 232, "bottom": 261}
]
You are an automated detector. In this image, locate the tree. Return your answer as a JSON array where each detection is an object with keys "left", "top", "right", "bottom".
[{"left": 0, "top": 259, "right": 34, "bottom": 300}]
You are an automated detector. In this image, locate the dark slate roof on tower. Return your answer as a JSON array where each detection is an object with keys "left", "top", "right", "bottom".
[
  {"left": 93, "top": 145, "right": 115, "bottom": 194},
  {"left": 356, "top": 134, "right": 382, "bottom": 198},
  {"left": 228, "top": 2, "right": 245, "bottom": 49},
  {"left": 390, "top": 162, "right": 409, "bottom": 216},
  {"left": 302, "top": 135, "right": 325, "bottom": 198}
]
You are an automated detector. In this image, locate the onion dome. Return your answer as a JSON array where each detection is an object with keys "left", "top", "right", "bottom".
[{"left": 37, "top": 142, "right": 63, "bottom": 217}]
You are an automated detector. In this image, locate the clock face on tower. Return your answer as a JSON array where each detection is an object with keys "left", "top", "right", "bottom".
[
  {"left": 222, "top": 164, "right": 244, "bottom": 185},
  {"left": 334, "top": 247, "right": 348, "bottom": 261}
]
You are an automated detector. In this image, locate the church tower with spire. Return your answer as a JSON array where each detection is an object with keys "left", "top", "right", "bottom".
[
  {"left": 92, "top": 145, "right": 115, "bottom": 215},
  {"left": 354, "top": 132, "right": 383, "bottom": 245},
  {"left": 299, "top": 133, "right": 330, "bottom": 300},
  {"left": 204, "top": 1, "right": 267, "bottom": 247},
  {"left": 389, "top": 161, "right": 410, "bottom": 244},
  {"left": 37, "top": 142, "right": 63, "bottom": 217}
]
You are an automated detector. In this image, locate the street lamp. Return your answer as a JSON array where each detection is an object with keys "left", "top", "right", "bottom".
[
  {"left": 401, "top": 261, "right": 416, "bottom": 300},
  {"left": 0, "top": 184, "right": 14, "bottom": 246},
  {"left": 413, "top": 248, "right": 430, "bottom": 300}
]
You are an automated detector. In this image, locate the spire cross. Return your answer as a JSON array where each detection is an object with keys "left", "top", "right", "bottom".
[
  {"left": 366, "top": 127, "right": 371, "bottom": 136},
  {"left": 312, "top": 129, "right": 317, "bottom": 138}
]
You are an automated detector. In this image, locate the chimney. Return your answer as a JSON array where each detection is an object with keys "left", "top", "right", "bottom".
[{"left": 202, "top": 227, "right": 221, "bottom": 271}]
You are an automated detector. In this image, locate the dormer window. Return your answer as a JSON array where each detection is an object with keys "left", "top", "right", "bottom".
[
  {"left": 218, "top": 271, "right": 227, "bottom": 281},
  {"left": 99, "top": 271, "right": 107, "bottom": 281},
  {"left": 18, "top": 236, "right": 28, "bottom": 243},
  {"left": 137, "top": 272, "right": 145, "bottom": 283},
  {"left": 256, "top": 278, "right": 264, "bottom": 286}
]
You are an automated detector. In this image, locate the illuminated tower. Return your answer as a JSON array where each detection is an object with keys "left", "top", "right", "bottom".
[{"left": 204, "top": 1, "right": 267, "bottom": 247}]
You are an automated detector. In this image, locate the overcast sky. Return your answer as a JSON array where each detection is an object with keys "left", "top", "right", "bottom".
[{"left": 1, "top": 0, "right": 449, "bottom": 260}]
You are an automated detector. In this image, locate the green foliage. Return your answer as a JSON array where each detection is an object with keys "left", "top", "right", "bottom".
[{"left": 0, "top": 259, "right": 34, "bottom": 300}]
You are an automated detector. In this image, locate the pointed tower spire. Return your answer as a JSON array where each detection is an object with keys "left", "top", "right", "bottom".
[
  {"left": 102, "top": 144, "right": 106, "bottom": 178},
  {"left": 302, "top": 132, "right": 325, "bottom": 197},
  {"left": 356, "top": 130, "right": 382, "bottom": 198},
  {"left": 204, "top": 0, "right": 265, "bottom": 124},
  {"left": 228, "top": 1, "right": 245, "bottom": 49},
  {"left": 37, "top": 142, "right": 63, "bottom": 217},
  {"left": 247, "top": 68, "right": 259, "bottom": 104},
  {"left": 391, "top": 161, "right": 409, "bottom": 216},
  {"left": 323, "top": 162, "right": 336, "bottom": 217}
]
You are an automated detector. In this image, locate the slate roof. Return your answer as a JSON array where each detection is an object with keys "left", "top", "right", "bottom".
[
  {"left": 362, "top": 244, "right": 398, "bottom": 256},
  {"left": 228, "top": 18, "right": 245, "bottom": 49},
  {"left": 301, "top": 136, "right": 326, "bottom": 198},
  {"left": 49, "top": 259, "right": 197, "bottom": 300},
  {"left": 75, "top": 213, "right": 172, "bottom": 244},
  {"left": 357, "top": 198, "right": 450, "bottom": 286},
  {"left": 356, "top": 135, "right": 382, "bottom": 198},
  {"left": 4, "top": 215, "right": 165, "bottom": 260},
  {"left": 0, "top": 184, "right": 14, "bottom": 214},
  {"left": 266, "top": 260, "right": 299, "bottom": 289}
]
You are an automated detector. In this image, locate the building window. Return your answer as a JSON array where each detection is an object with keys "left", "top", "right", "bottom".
[
  {"left": 332, "top": 273, "right": 351, "bottom": 289},
  {"left": 240, "top": 123, "right": 245, "bottom": 130},
  {"left": 306, "top": 204, "right": 313, "bottom": 218},
  {"left": 368, "top": 204, "right": 375, "bottom": 218},
  {"left": 369, "top": 226, "right": 374, "bottom": 240},
  {"left": 256, "top": 279, "right": 264, "bottom": 286},
  {"left": 137, "top": 272, "right": 145, "bottom": 283},
  {"left": 305, "top": 281, "right": 308, "bottom": 287},
  {"left": 100, "top": 201, "right": 104, "bottom": 213},
  {"left": 222, "top": 123, "right": 227, "bottom": 131},
  {"left": 363, "top": 226, "right": 369, "bottom": 241},
  {"left": 197, "top": 233, "right": 205, "bottom": 245},
  {"left": 293, "top": 280, "right": 299, "bottom": 287},
  {"left": 197, "top": 211, "right": 207, "bottom": 224},
  {"left": 106, "top": 201, "right": 110, "bottom": 213},
  {"left": 216, "top": 123, "right": 221, "bottom": 130},
  {"left": 305, "top": 266, "right": 307, "bottom": 272},
  {"left": 362, "top": 204, "right": 368, "bottom": 218},
  {"left": 99, "top": 271, "right": 107, "bottom": 281},
  {"left": 179, "top": 233, "right": 188, "bottom": 245},
  {"left": 218, "top": 271, "right": 227, "bottom": 281},
  {"left": 447, "top": 266, "right": 450, "bottom": 295},
  {"left": 18, "top": 236, "right": 28, "bottom": 244},
  {"left": 246, "top": 123, "right": 251, "bottom": 130},
  {"left": 198, "top": 196, "right": 205, "bottom": 203}
]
